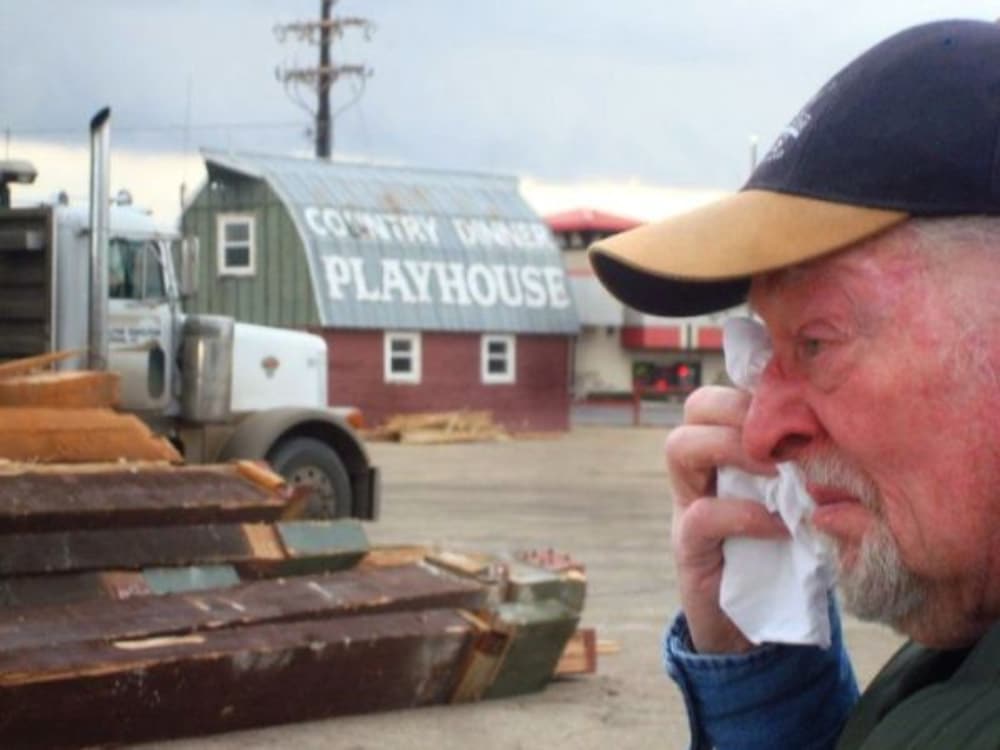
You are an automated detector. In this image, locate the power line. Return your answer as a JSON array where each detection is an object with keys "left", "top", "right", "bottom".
[
  {"left": 5, "top": 120, "right": 306, "bottom": 137},
  {"left": 274, "top": 0, "right": 374, "bottom": 159}
]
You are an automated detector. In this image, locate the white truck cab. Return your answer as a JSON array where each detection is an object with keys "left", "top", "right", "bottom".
[{"left": 0, "top": 114, "right": 378, "bottom": 521}]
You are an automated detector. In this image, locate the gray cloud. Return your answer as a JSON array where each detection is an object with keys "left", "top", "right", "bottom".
[{"left": 2, "top": 1, "right": 994, "bottom": 190}]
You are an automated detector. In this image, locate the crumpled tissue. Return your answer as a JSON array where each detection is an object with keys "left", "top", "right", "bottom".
[{"left": 717, "top": 316, "right": 837, "bottom": 648}]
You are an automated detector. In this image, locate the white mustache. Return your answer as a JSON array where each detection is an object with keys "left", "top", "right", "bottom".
[{"left": 796, "top": 453, "right": 881, "bottom": 513}]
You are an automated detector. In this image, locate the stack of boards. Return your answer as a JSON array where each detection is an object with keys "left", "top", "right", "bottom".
[
  {"left": 364, "top": 410, "right": 509, "bottom": 444},
  {"left": 0, "top": 351, "right": 181, "bottom": 463},
  {"left": 0, "top": 461, "right": 587, "bottom": 748}
]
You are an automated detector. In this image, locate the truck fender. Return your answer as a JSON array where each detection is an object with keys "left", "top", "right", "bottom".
[
  {"left": 215, "top": 407, "right": 377, "bottom": 519},
  {"left": 216, "top": 406, "right": 370, "bottom": 469}
]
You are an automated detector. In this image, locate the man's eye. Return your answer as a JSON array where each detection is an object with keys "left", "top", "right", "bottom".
[{"left": 798, "top": 338, "right": 824, "bottom": 359}]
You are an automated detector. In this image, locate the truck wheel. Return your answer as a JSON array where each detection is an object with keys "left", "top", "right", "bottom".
[{"left": 267, "top": 437, "right": 352, "bottom": 519}]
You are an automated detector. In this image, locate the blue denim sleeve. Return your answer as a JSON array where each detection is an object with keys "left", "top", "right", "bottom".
[{"left": 664, "top": 598, "right": 859, "bottom": 750}]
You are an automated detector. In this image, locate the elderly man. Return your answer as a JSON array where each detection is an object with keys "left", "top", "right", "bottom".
[{"left": 590, "top": 19, "right": 1000, "bottom": 750}]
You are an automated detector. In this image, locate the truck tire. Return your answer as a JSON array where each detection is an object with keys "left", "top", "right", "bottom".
[{"left": 267, "top": 437, "right": 352, "bottom": 519}]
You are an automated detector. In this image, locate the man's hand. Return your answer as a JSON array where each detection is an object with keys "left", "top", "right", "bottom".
[{"left": 666, "top": 385, "right": 788, "bottom": 654}]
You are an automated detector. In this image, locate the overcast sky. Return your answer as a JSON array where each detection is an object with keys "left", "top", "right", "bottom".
[{"left": 2, "top": 1, "right": 997, "bottom": 215}]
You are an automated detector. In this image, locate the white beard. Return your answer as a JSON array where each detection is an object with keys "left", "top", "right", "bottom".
[
  {"left": 799, "top": 453, "right": 928, "bottom": 627},
  {"left": 832, "top": 520, "right": 926, "bottom": 626}
]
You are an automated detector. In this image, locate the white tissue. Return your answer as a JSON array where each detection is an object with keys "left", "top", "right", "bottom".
[{"left": 717, "top": 317, "right": 836, "bottom": 648}]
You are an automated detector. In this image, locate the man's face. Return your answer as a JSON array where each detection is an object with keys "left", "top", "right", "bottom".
[{"left": 745, "top": 230, "right": 1000, "bottom": 647}]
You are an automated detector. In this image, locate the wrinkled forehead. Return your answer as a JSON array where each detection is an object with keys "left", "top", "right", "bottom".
[
  {"left": 747, "top": 229, "right": 926, "bottom": 323},
  {"left": 747, "top": 254, "right": 858, "bottom": 321}
]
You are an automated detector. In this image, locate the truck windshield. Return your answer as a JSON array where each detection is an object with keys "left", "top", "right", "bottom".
[{"left": 109, "top": 239, "right": 166, "bottom": 300}]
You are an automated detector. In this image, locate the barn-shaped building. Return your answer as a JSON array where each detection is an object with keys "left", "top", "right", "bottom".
[{"left": 181, "top": 151, "right": 580, "bottom": 432}]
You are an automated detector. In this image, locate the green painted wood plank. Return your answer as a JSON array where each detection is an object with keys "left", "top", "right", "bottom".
[
  {"left": 266, "top": 519, "right": 370, "bottom": 575},
  {"left": 483, "top": 599, "right": 580, "bottom": 700},
  {"left": 142, "top": 565, "right": 240, "bottom": 594},
  {"left": 276, "top": 519, "right": 369, "bottom": 554},
  {"left": 504, "top": 561, "right": 587, "bottom": 614}
]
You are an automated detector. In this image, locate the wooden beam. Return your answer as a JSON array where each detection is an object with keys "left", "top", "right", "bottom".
[
  {"left": 0, "top": 571, "right": 151, "bottom": 609},
  {"left": 0, "top": 609, "right": 476, "bottom": 748},
  {"left": 0, "top": 523, "right": 284, "bottom": 576},
  {"left": 233, "top": 460, "right": 286, "bottom": 492},
  {"left": 359, "top": 545, "right": 429, "bottom": 569},
  {"left": 427, "top": 550, "right": 496, "bottom": 578},
  {"left": 0, "top": 564, "right": 487, "bottom": 653},
  {"left": 450, "top": 611, "right": 511, "bottom": 703},
  {"left": 0, "top": 408, "right": 181, "bottom": 463},
  {"left": 0, "top": 465, "right": 289, "bottom": 532},
  {"left": 0, "top": 370, "right": 120, "bottom": 408},
  {"left": 0, "top": 521, "right": 409, "bottom": 579},
  {"left": 0, "top": 350, "right": 85, "bottom": 379},
  {"left": 483, "top": 600, "right": 580, "bottom": 699},
  {"left": 554, "top": 628, "right": 598, "bottom": 676}
]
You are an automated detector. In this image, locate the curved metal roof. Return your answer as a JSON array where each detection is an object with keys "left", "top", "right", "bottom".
[{"left": 203, "top": 150, "right": 580, "bottom": 335}]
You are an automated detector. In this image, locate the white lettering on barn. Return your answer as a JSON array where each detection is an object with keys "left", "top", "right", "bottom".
[
  {"left": 319, "top": 256, "right": 571, "bottom": 310},
  {"left": 451, "top": 218, "right": 553, "bottom": 251},
  {"left": 306, "top": 206, "right": 438, "bottom": 244},
  {"left": 303, "top": 206, "right": 553, "bottom": 251}
]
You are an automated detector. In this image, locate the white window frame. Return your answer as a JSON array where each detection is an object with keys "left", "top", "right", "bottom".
[
  {"left": 481, "top": 334, "right": 516, "bottom": 384},
  {"left": 216, "top": 213, "right": 256, "bottom": 277},
  {"left": 384, "top": 331, "right": 422, "bottom": 384}
]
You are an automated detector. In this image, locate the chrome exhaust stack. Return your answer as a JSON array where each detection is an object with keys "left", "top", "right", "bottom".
[{"left": 87, "top": 107, "right": 111, "bottom": 371}]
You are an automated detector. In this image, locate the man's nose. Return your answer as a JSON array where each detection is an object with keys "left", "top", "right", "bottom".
[{"left": 742, "top": 362, "right": 821, "bottom": 463}]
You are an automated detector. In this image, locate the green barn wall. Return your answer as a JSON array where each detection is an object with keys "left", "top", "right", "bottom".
[{"left": 181, "top": 176, "right": 321, "bottom": 327}]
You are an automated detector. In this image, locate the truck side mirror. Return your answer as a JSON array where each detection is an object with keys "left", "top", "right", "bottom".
[{"left": 179, "top": 236, "right": 200, "bottom": 297}]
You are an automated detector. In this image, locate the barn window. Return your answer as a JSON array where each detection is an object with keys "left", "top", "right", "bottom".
[
  {"left": 481, "top": 334, "right": 515, "bottom": 384},
  {"left": 216, "top": 213, "right": 256, "bottom": 276},
  {"left": 384, "top": 331, "right": 421, "bottom": 384}
]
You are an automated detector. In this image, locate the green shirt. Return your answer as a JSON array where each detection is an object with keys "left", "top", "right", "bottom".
[{"left": 839, "top": 622, "right": 1000, "bottom": 749}]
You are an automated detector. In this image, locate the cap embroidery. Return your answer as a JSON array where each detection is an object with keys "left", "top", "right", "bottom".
[{"left": 761, "top": 79, "right": 837, "bottom": 165}]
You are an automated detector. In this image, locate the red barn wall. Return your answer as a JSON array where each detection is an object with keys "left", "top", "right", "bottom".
[{"left": 319, "top": 330, "right": 572, "bottom": 432}]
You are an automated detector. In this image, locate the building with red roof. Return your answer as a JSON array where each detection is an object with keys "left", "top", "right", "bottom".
[{"left": 546, "top": 208, "right": 726, "bottom": 402}]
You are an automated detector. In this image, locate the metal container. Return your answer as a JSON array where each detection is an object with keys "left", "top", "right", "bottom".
[{"left": 180, "top": 314, "right": 234, "bottom": 422}]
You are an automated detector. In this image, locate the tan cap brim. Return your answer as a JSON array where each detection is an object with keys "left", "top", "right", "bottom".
[{"left": 588, "top": 189, "right": 908, "bottom": 316}]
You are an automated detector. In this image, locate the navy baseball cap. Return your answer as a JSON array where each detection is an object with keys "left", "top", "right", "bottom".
[{"left": 590, "top": 19, "right": 1000, "bottom": 316}]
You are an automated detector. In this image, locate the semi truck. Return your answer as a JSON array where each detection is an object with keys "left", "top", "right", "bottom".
[{"left": 0, "top": 109, "right": 377, "bottom": 520}]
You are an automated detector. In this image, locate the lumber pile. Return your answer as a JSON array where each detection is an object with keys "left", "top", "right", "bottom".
[
  {"left": 365, "top": 409, "right": 509, "bottom": 444},
  {"left": 0, "top": 354, "right": 591, "bottom": 745},
  {"left": 0, "top": 369, "right": 120, "bottom": 408},
  {"left": 0, "top": 350, "right": 86, "bottom": 379},
  {"left": 0, "top": 462, "right": 588, "bottom": 747},
  {"left": 0, "top": 407, "right": 182, "bottom": 463},
  {"left": 0, "top": 352, "right": 181, "bottom": 463}
]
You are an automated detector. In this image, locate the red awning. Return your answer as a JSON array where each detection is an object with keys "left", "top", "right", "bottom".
[{"left": 544, "top": 208, "right": 641, "bottom": 234}]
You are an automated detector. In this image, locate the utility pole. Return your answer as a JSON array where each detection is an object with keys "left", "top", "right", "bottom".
[
  {"left": 274, "top": 0, "right": 374, "bottom": 159},
  {"left": 316, "top": 0, "right": 334, "bottom": 159}
]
